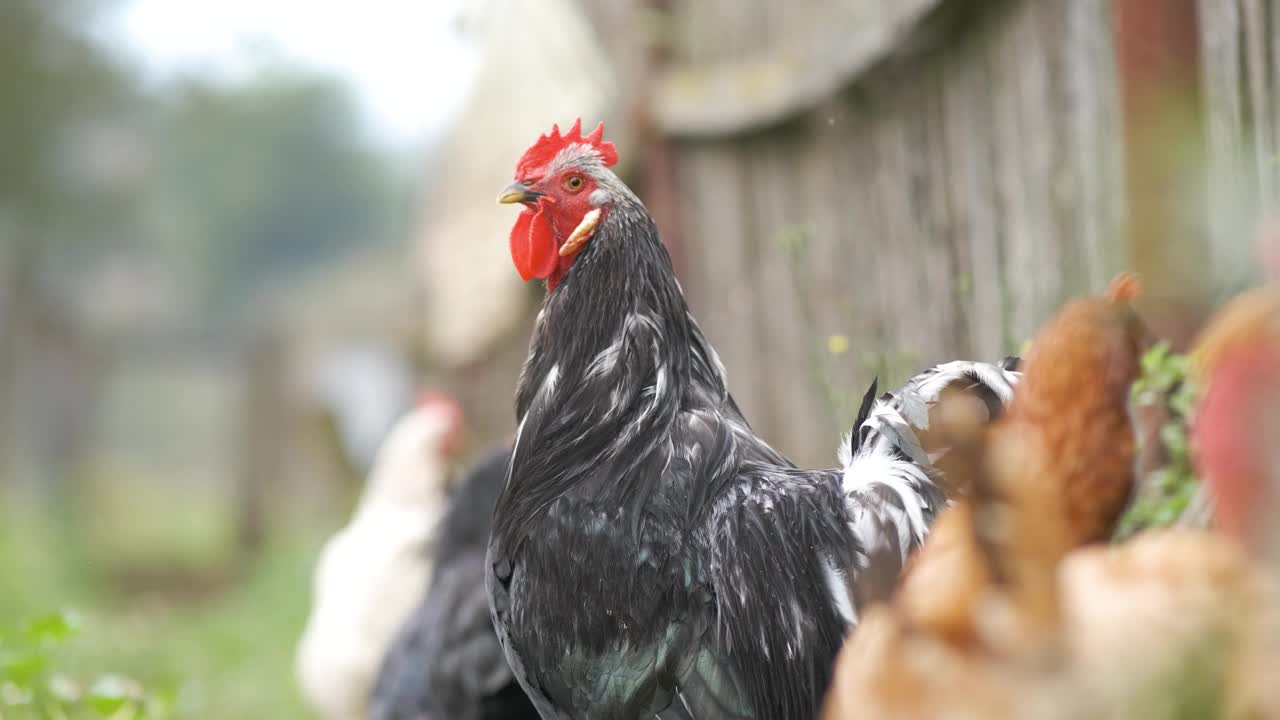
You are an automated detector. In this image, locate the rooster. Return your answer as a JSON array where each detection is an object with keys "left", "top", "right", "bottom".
[
  {"left": 486, "top": 120, "right": 1019, "bottom": 719},
  {"left": 371, "top": 444, "right": 540, "bottom": 720},
  {"left": 297, "top": 391, "right": 465, "bottom": 720}
]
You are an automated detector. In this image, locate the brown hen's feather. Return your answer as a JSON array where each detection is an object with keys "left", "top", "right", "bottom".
[
  {"left": 902, "top": 274, "right": 1147, "bottom": 645},
  {"left": 1105, "top": 271, "right": 1142, "bottom": 304},
  {"left": 827, "top": 274, "right": 1280, "bottom": 720},
  {"left": 825, "top": 274, "right": 1155, "bottom": 719},
  {"left": 1006, "top": 276, "right": 1147, "bottom": 549},
  {"left": 828, "top": 526, "right": 1280, "bottom": 720}
]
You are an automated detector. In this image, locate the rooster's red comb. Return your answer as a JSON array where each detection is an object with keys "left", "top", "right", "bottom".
[{"left": 515, "top": 119, "right": 619, "bottom": 181}]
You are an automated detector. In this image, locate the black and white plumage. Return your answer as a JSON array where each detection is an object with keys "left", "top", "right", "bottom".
[
  {"left": 487, "top": 139, "right": 1020, "bottom": 719},
  {"left": 836, "top": 359, "right": 1020, "bottom": 611},
  {"left": 371, "top": 445, "right": 540, "bottom": 720}
]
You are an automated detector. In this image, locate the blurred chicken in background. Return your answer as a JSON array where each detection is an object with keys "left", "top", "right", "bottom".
[
  {"left": 296, "top": 391, "right": 465, "bottom": 720},
  {"left": 371, "top": 444, "right": 539, "bottom": 720},
  {"left": 893, "top": 274, "right": 1146, "bottom": 650},
  {"left": 823, "top": 275, "right": 1148, "bottom": 718},
  {"left": 1192, "top": 227, "right": 1280, "bottom": 562}
]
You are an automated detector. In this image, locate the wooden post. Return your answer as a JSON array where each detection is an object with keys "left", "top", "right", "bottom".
[
  {"left": 236, "top": 329, "right": 286, "bottom": 565},
  {"left": 1113, "top": 0, "right": 1210, "bottom": 349},
  {"left": 631, "top": 0, "right": 684, "bottom": 278},
  {"left": 0, "top": 220, "right": 38, "bottom": 485}
]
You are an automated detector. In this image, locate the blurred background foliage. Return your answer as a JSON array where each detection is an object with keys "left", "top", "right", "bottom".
[
  {"left": 0, "top": 0, "right": 417, "bottom": 716},
  {"left": 150, "top": 72, "right": 396, "bottom": 320}
]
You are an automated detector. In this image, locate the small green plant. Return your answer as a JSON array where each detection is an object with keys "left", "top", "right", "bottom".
[
  {"left": 775, "top": 223, "right": 850, "bottom": 430},
  {"left": 0, "top": 610, "right": 167, "bottom": 719},
  {"left": 775, "top": 223, "right": 921, "bottom": 433},
  {"left": 1114, "top": 343, "right": 1202, "bottom": 541}
]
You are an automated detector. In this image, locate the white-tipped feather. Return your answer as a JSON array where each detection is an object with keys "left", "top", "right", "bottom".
[
  {"left": 831, "top": 359, "right": 1021, "bottom": 621},
  {"left": 838, "top": 359, "right": 1021, "bottom": 479},
  {"left": 841, "top": 452, "right": 935, "bottom": 543},
  {"left": 823, "top": 557, "right": 858, "bottom": 625}
]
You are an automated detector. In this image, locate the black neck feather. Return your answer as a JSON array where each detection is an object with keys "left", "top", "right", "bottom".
[{"left": 496, "top": 195, "right": 731, "bottom": 546}]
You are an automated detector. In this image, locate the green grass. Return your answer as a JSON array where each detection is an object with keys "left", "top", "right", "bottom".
[
  {"left": 0, "top": 502, "right": 327, "bottom": 719},
  {"left": 78, "top": 460, "right": 236, "bottom": 571}
]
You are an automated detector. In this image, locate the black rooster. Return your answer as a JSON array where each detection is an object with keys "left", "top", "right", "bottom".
[
  {"left": 372, "top": 445, "right": 540, "bottom": 720},
  {"left": 488, "top": 120, "right": 1020, "bottom": 719}
]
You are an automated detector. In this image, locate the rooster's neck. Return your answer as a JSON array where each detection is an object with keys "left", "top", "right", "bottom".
[
  {"left": 506, "top": 195, "right": 729, "bottom": 485},
  {"left": 517, "top": 198, "right": 708, "bottom": 411},
  {"left": 494, "top": 194, "right": 740, "bottom": 558}
]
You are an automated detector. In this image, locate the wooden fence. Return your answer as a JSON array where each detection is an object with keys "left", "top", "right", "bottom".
[{"left": 568, "top": 0, "right": 1274, "bottom": 467}]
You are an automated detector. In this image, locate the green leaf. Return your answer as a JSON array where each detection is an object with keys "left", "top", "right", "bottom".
[
  {"left": 1171, "top": 381, "right": 1198, "bottom": 419},
  {"left": 1140, "top": 342, "right": 1170, "bottom": 376},
  {"left": 1, "top": 650, "right": 49, "bottom": 686},
  {"left": 87, "top": 674, "right": 135, "bottom": 716},
  {"left": 1161, "top": 423, "right": 1189, "bottom": 458},
  {"left": 1115, "top": 343, "right": 1205, "bottom": 540},
  {"left": 24, "top": 610, "right": 80, "bottom": 645},
  {"left": 775, "top": 223, "right": 813, "bottom": 260}
]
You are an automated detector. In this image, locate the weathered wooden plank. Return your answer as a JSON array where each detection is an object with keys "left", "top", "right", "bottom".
[
  {"left": 866, "top": 78, "right": 925, "bottom": 374},
  {"left": 1243, "top": 0, "right": 1274, "bottom": 205},
  {"left": 1063, "top": 0, "right": 1126, "bottom": 289},
  {"left": 1037, "top": 0, "right": 1087, "bottom": 300},
  {"left": 895, "top": 67, "right": 962, "bottom": 367},
  {"left": 1198, "top": 0, "right": 1253, "bottom": 292},
  {"left": 672, "top": 142, "right": 770, "bottom": 440},
  {"left": 939, "top": 30, "right": 1006, "bottom": 359},
  {"left": 567, "top": 0, "right": 1280, "bottom": 463},
  {"left": 988, "top": 2, "right": 1041, "bottom": 349},
  {"left": 918, "top": 66, "right": 970, "bottom": 360},
  {"left": 744, "top": 134, "right": 835, "bottom": 462},
  {"left": 784, "top": 112, "right": 861, "bottom": 438},
  {"left": 1271, "top": 0, "right": 1280, "bottom": 202}
]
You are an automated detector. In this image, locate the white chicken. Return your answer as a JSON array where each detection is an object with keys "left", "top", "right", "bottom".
[{"left": 296, "top": 391, "right": 465, "bottom": 720}]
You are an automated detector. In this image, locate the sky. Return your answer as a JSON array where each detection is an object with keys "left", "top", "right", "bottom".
[{"left": 101, "top": 0, "right": 479, "bottom": 147}]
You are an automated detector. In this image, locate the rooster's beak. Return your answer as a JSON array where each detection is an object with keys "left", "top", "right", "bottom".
[{"left": 498, "top": 182, "right": 539, "bottom": 205}]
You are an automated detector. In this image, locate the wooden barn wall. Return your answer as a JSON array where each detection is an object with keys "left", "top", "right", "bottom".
[
  {"left": 1199, "top": 0, "right": 1280, "bottom": 295},
  {"left": 570, "top": 0, "right": 1275, "bottom": 467},
  {"left": 666, "top": 1, "right": 1125, "bottom": 466}
]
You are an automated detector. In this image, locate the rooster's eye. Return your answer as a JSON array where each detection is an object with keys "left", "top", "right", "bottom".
[{"left": 564, "top": 175, "right": 585, "bottom": 192}]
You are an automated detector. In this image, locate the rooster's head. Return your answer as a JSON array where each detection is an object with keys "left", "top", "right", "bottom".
[{"left": 498, "top": 119, "right": 621, "bottom": 290}]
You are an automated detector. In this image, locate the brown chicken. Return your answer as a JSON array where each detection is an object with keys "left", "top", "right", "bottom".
[
  {"left": 824, "top": 273, "right": 1280, "bottom": 720},
  {"left": 1060, "top": 271, "right": 1280, "bottom": 719},
  {"left": 888, "top": 273, "right": 1147, "bottom": 650},
  {"left": 822, "top": 273, "right": 1153, "bottom": 719}
]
